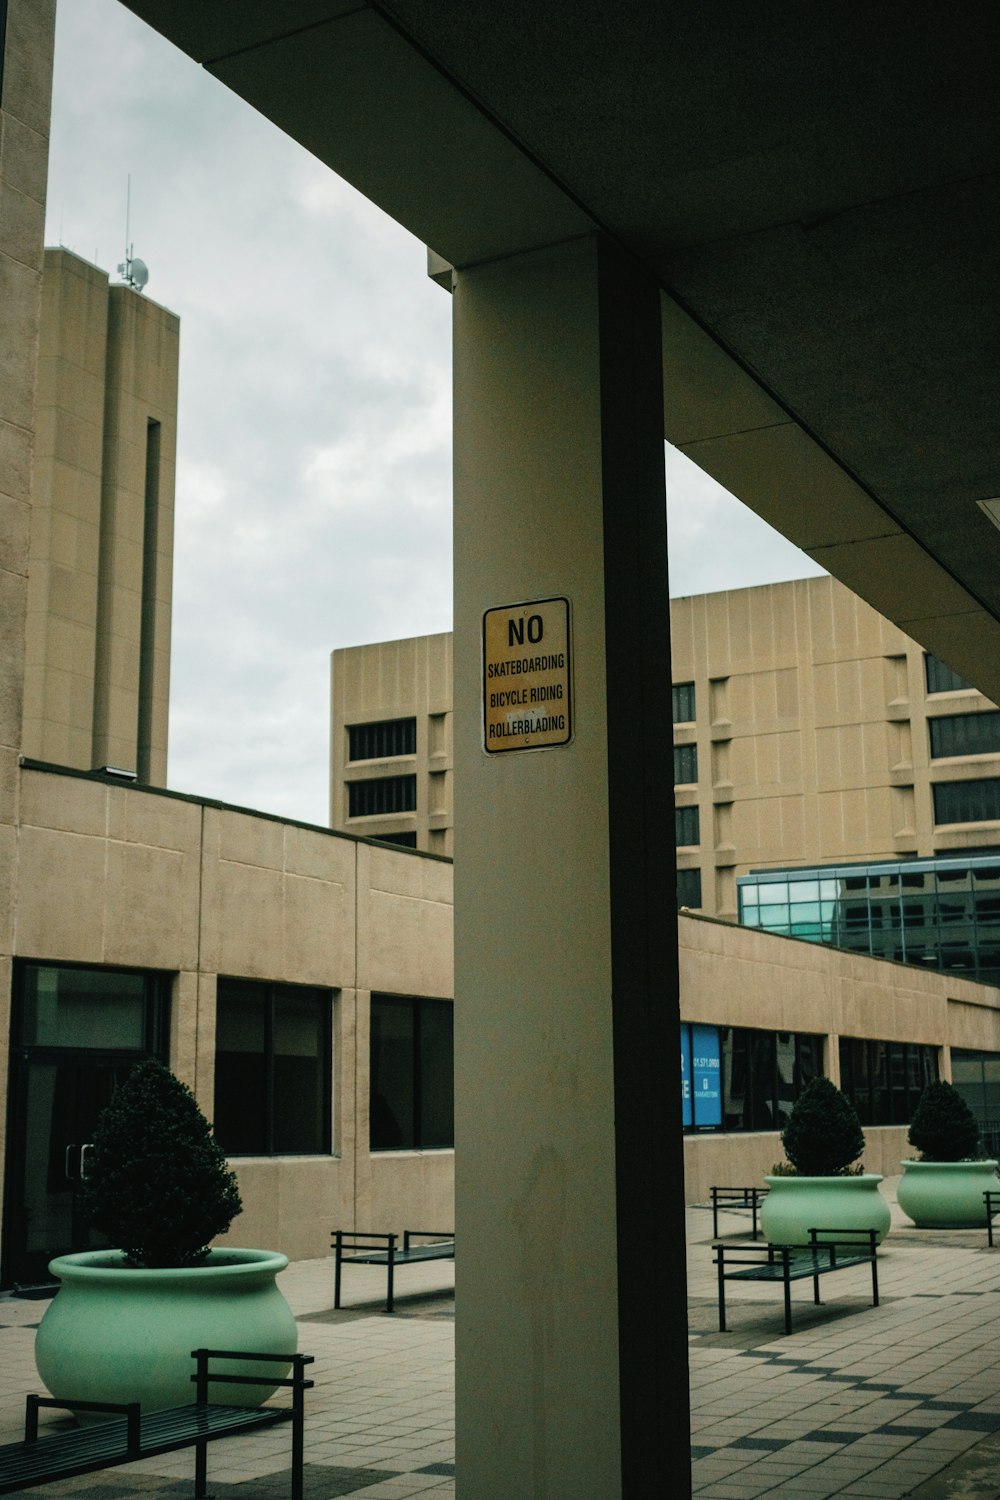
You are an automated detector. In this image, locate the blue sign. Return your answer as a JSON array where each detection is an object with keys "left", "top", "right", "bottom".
[
  {"left": 691, "top": 1024, "right": 721, "bottom": 1127},
  {"left": 680, "top": 1031, "right": 692, "bottom": 1127}
]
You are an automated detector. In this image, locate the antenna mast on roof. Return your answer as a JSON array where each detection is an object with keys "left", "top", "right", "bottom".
[{"left": 116, "top": 175, "right": 149, "bottom": 292}]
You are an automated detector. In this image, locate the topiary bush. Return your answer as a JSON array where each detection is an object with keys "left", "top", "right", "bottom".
[
  {"left": 80, "top": 1058, "right": 242, "bottom": 1267},
  {"left": 780, "top": 1076, "right": 866, "bottom": 1176},
  {"left": 907, "top": 1079, "right": 981, "bottom": 1162}
]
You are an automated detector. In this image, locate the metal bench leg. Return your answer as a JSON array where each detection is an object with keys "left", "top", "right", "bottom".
[
  {"left": 291, "top": 1362, "right": 306, "bottom": 1500},
  {"left": 194, "top": 1435, "right": 209, "bottom": 1499},
  {"left": 386, "top": 1243, "right": 395, "bottom": 1314},
  {"left": 334, "top": 1233, "right": 343, "bottom": 1308},
  {"left": 783, "top": 1253, "right": 793, "bottom": 1335},
  {"left": 717, "top": 1254, "right": 727, "bottom": 1333},
  {"left": 871, "top": 1255, "right": 879, "bottom": 1308}
]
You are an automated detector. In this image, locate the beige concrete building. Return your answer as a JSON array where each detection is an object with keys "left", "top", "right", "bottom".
[
  {"left": 24, "top": 249, "right": 179, "bottom": 784},
  {"left": 671, "top": 575, "right": 1000, "bottom": 919},
  {"left": 330, "top": 631, "right": 453, "bottom": 855},
  {"left": 678, "top": 910, "right": 1000, "bottom": 1201},
  {"left": 330, "top": 576, "right": 1000, "bottom": 916},
  {"left": 6, "top": 762, "right": 454, "bottom": 1284}
]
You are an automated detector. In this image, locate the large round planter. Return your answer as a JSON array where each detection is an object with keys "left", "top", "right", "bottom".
[
  {"left": 896, "top": 1159, "right": 999, "bottom": 1228},
  {"left": 35, "top": 1248, "right": 297, "bottom": 1413},
  {"left": 760, "top": 1174, "right": 891, "bottom": 1245}
]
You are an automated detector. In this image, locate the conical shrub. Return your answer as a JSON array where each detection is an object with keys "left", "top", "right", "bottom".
[
  {"left": 80, "top": 1058, "right": 242, "bottom": 1267},
  {"left": 907, "top": 1079, "right": 981, "bottom": 1162},
  {"left": 780, "top": 1076, "right": 865, "bottom": 1176}
]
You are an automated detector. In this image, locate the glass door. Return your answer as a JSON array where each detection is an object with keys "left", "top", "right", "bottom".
[{"left": 3, "top": 963, "right": 167, "bottom": 1287}]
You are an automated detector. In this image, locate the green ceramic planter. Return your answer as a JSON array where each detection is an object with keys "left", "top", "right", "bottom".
[
  {"left": 896, "top": 1159, "right": 999, "bottom": 1228},
  {"left": 760, "top": 1173, "right": 891, "bottom": 1245},
  {"left": 35, "top": 1248, "right": 297, "bottom": 1413}
]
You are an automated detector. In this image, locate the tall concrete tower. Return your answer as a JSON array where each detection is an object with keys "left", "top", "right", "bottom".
[{"left": 24, "top": 248, "right": 179, "bottom": 784}]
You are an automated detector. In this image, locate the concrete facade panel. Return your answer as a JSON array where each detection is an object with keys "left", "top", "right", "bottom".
[{"left": 15, "top": 825, "right": 107, "bottom": 961}]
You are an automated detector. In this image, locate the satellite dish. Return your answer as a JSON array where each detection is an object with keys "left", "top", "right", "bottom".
[{"left": 129, "top": 258, "right": 149, "bottom": 290}]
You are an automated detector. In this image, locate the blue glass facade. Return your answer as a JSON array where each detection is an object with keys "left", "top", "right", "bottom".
[{"left": 738, "top": 854, "right": 1000, "bottom": 985}]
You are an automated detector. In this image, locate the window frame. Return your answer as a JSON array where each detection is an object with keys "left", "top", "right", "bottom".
[
  {"left": 672, "top": 681, "right": 696, "bottom": 723},
  {"left": 933, "top": 777, "right": 1000, "bottom": 826},
  {"left": 929, "top": 711, "right": 1000, "bottom": 760},
  {"left": 369, "top": 993, "right": 454, "bottom": 1152},
  {"left": 925, "top": 653, "right": 974, "bottom": 695},
  {"left": 681, "top": 1022, "right": 823, "bottom": 1133},
  {"left": 348, "top": 774, "right": 417, "bottom": 818},
  {"left": 676, "top": 867, "right": 702, "bottom": 910},
  {"left": 838, "top": 1036, "right": 939, "bottom": 1126},
  {"left": 347, "top": 717, "right": 417, "bottom": 762},
  {"left": 213, "top": 978, "right": 332, "bottom": 1157},
  {"left": 675, "top": 804, "right": 700, "bottom": 847},
  {"left": 673, "top": 741, "right": 698, "bottom": 785}
]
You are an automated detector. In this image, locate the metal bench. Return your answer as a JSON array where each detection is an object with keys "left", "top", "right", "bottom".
[
  {"left": 985, "top": 1189, "right": 1000, "bottom": 1245},
  {"left": 714, "top": 1227, "right": 879, "bottom": 1335},
  {"left": 710, "top": 1185, "right": 769, "bottom": 1240},
  {"left": 332, "top": 1229, "right": 454, "bottom": 1313},
  {"left": 0, "top": 1347, "right": 313, "bottom": 1499}
]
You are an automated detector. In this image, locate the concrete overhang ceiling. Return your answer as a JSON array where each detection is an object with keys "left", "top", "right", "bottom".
[{"left": 123, "top": 1, "right": 1000, "bottom": 697}]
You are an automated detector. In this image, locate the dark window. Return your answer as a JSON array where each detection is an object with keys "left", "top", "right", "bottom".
[
  {"left": 375, "top": 831, "right": 418, "bottom": 848},
  {"left": 348, "top": 775, "right": 417, "bottom": 817},
  {"left": 370, "top": 995, "right": 454, "bottom": 1151},
  {"left": 719, "top": 1027, "right": 823, "bottom": 1132},
  {"left": 348, "top": 718, "right": 417, "bottom": 761},
  {"left": 930, "top": 712, "right": 1000, "bottom": 759},
  {"left": 839, "top": 1038, "right": 938, "bottom": 1126},
  {"left": 926, "top": 653, "right": 974, "bottom": 695},
  {"left": 214, "top": 979, "right": 331, "bottom": 1155},
  {"left": 672, "top": 682, "right": 695, "bottom": 723},
  {"left": 676, "top": 867, "right": 702, "bottom": 909},
  {"left": 675, "top": 804, "right": 700, "bottom": 847},
  {"left": 673, "top": 742, "right": 698, "bottom": 784},
  {"left": 952, "top": 1051, "right": 1000, "bottom": 1143},
  {"left": 933, "top": 778, "right": 1000, "bottom": 825}
]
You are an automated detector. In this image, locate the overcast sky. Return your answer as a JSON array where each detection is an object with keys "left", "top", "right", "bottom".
[{"left": 46, "top": 0, "right": 824, "bottom": 828}]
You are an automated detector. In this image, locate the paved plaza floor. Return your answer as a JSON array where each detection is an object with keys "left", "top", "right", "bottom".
[{"left": 3, "top": 1178, "right": 1000, "bottom": 1497}]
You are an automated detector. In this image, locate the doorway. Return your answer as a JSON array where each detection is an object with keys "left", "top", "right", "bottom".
[{"left": 3, "top": 962, "right": 168, "bottom": 1288}]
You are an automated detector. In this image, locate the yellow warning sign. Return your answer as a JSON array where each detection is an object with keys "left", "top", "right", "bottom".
[{"left": 483, "top": 597, "right": 572, "bottom": 753}]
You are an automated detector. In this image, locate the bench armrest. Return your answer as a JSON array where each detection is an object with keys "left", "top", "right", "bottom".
[
  {"left": 403, "top": 1229, "right": 455, "bottom": 1251},
  {"left": 190, "top": 1348, "right": 314, "bottom": 1404},
  {"left": 806, "top": 1228, "right": 878, "bottom": 1255},
  {"left": 332, "top": 1230, "right": 397, "bottom": 1253},
  {"left": 25, "top": 1394, "right": 141, "bottom": 1454}
]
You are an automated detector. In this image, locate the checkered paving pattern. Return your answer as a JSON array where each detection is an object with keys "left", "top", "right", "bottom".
[
  {"left": 688, "top": 1182, "right": 1000, "bottom": 1498},
  {"left": 5, "top": 1179, "right": 1000, "bottom": 1496}
]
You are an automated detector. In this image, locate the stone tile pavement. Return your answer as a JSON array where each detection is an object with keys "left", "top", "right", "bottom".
[
  {"left": 0, "top": 1254, "right": 456, "bottom": 1499},
  {"left": 688, "top": 1176, "right": 1000, "bottom": 1499},
  {"left": 4, "top": 1178, "right": 1000, "bottom": 1496}
]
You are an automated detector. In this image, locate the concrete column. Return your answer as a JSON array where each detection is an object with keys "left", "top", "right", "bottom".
[{"left": 453, "top": 235, "right": 689, "bottom": 1499}]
